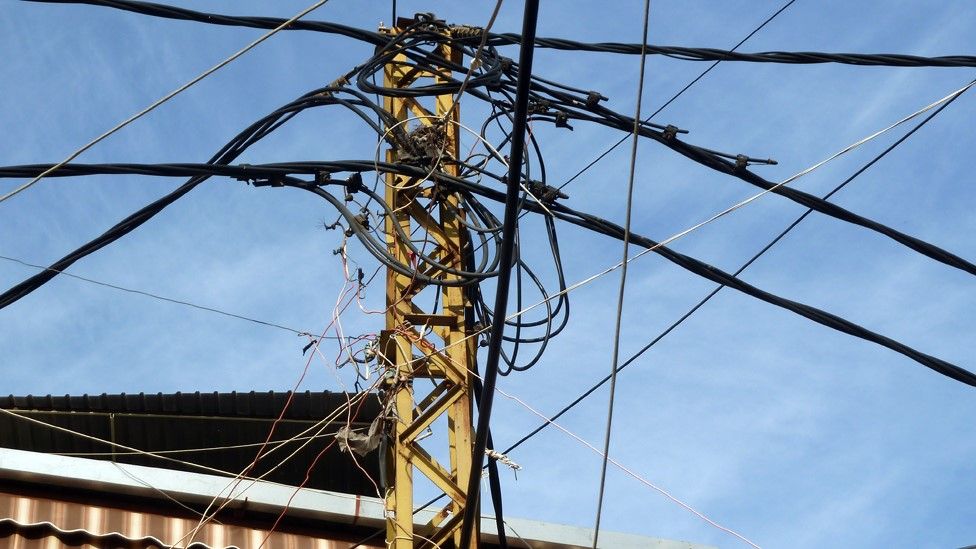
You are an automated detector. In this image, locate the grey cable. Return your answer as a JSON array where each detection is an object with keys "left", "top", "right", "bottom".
[{"left": 592, "top": 1, "right": 652, "bottom": 546}]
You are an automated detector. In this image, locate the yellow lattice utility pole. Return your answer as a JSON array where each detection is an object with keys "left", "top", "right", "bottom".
[{"left": 379, "top": 18, "right": 478, "bottom": 549}]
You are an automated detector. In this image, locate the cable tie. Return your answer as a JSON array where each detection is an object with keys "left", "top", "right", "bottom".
[
  {"left": 328, "top": 75, "right": 349, "bottom": 89},
  {"left": 449, "top": 24, "right": 484, "bottom": 39},
  {"left": 485, "top": 449, "right": 522, "bottom": 472},
  {"left": 345, "top": 172, "right": 365, "bottom": 193}
]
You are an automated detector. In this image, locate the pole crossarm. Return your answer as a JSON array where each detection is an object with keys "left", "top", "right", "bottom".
[{"left": 379, "top": 20, "right": 478, "bottom": 549}]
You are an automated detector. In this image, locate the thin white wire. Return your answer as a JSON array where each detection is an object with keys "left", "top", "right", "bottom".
[
  {"left": 487, "top": 380, "right": 763, "bottom": 549},
  {"left": 0, "top": 0, "right": 334, "bottom": 204},
  {"left": 392, "top": 320, "right": 761, "bottom": 546},
  {"left": 178, "top": 388, "right": 375, "bottom": 547},
  {"left": 358, "top": 82, "right": 976, "bottom": 547},
  {"left": 503, "top": 78, "right": 976, "bottom": 328},
  {"left": 56, "top": 433, "right": 340, "bottom": 457},
  {"left": 502, "top": 519, "right": 536, "bottom": 549},
  {"left": 0, "top": 396, "right": 371, "bottom": 547},
  {"left": 388, "top": 78, "right": 976, "bottom": 375}
]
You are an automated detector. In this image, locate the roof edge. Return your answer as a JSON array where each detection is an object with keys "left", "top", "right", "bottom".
[{"left": 0, "top": 448, "right": 714, "bottom": 549}]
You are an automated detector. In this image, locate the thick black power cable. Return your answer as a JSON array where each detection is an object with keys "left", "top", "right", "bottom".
[
  {"left": 0, "top": 83, "right": 342, "bottom": 311},
  {"left": 489, "top": 37, "right": 976, "bottom": 67},
  {"left": 560, "top": 0, "right": 797, "bottom": 191},
  {"left": 33, "top": 0, "right": 976, "bottom": 68},
  {"left": 4, "top": 157, "right": 974, "bottom": 388},
  {"left": 459, "top": 1, "right": 540, "bottom": 546},
  {"left": 24, "top": 0, "right": 388, "bottom": 45},
  {"left": 0, "top": 104, "right": 971, "bottom": 384},
  {"left": 365, "top": 159, "right": 976, "bottom": 386},
  {"left": 6, "top": 150, "right": 976, "bottom": 284},
  {"left": 540, "top": 87, "right": 976, "bottom": 279},
  {"left": 464, "top": 243, "right": 509, "bottom": 549},
  {"left": 549, "top": 205, "right": 976, "bottom": 387},
  {"left": 499, "top": 77, "right": 974, "bottom": 458}
]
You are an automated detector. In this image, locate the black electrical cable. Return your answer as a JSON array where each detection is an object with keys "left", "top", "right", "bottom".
[
  {"left": 459, "top": 1, "right": 540, "bottom": 546},
  {"left": 0, "top": 77, "right": 408, "bottom": 310},
  {"left": 6, "top": 154, "right": 975, "bottom": 388},
  {"left": 464, "top": 243, "right": 509, "bottom": 549},
  {"left": 499, "top": 72, "right": 974, "bottom": 458},
  {"left": 560, "top": 0, "right": 798, "bottom": 191},
  {"left": 24, "top": 0, "right": 388, "bottom": 46},
  {"left": 521, "top": 82, "right": 976, "bottom": 279},
  {"left": 37, "top": 0, "right": 976, "bottom": 69},
  {"left": 2, "top": 6, "right": 969, "bottom": 385},
  {"left": 8, "top": 144, "right": 975, "bottom": 288},
  {"left": 334, "top": 159, "right": 976, "bottom": 387},
  {"left": 488, "top": 36, "right": 976, "bottom": 67}
]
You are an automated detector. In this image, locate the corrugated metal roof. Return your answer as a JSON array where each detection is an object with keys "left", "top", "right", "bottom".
[
  {"left": 0, "top": 491, "right": 383, "bottom": 549},
  {"left": 0, "top": 391, "right": 381, "bottom": 420},
  {"left": 0, "top": 391, "right": 381, "bottom": 496}
]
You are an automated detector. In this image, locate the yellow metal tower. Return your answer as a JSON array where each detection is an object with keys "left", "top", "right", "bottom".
[{"left": 379, "top": 20, "right": 478, "bottom": 549}]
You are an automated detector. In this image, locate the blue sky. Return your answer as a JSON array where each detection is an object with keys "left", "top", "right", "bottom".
[{"left": 2, "top": 1, "right": 975, "bottom": 548}]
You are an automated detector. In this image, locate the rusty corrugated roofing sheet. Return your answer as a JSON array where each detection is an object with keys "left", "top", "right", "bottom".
[{"left": 0, "top": 491, "right": 382, "bottom": 549}]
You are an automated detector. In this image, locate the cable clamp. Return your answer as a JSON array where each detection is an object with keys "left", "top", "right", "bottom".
[
  {"left": 353, "top": 211, "right": 371, "bottom": 231},
  {"left": 662, "top": 125, "right": 679, "bottom": 141},
  {"left": 585, "top": 91, "right": 608, "bottom": 108},
  {"left": 234, "top": 163, "right": 254, "bottom": 185},
  {"left": 554, "top": 112, "right": 574, "bottom": 131},
  {"left": 528, "top": 180, "right": 569, "bottom": 203},
  {"left": 735, "top": 154, "right": 749, "bottom": 170},
  {"left": 345, "top": 172, "right": 365, "bottom": 193}
]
